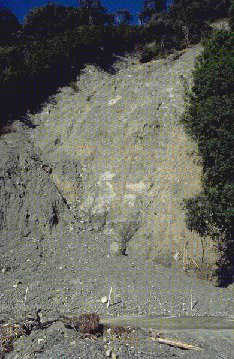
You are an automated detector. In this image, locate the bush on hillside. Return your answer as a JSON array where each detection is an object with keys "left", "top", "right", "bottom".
[
  {"left": 169, "top": 0, "right": 231, "bottom": 24},
  {"left": 0, "top": 45, "right": 28, "bottom": 119},
  {"left": 113, "top": 25, "right": 140, "bottom": 53},
  {"left": 0, "top": 7, "right": 21, "bottom": 46},
  {"left": 138, "top": 2, "right": 214, "bottom": 63},
  {"left": 21, "top": 2, "right": 114, "bottom": 42},
  {"left": 0, "top": 22, "right": 141, "bottom": 129},
  {"left": 192, "top": 32, "right": 234, "bottom": 100},
  {"left": 205, "top": 0, "right": 232, "bottom": 21},
  {"left": 229, "top": 0, "right": 234, "bottom": 30},
  {"left": 183, "top": 95, "right": 234, "bottom": 181},
  {"left": 138, "top": 14, "right": 179, "bottom": 62},
  {"left": 180, "top": 29, "right": 234, "bottom": 286},
  {"left": 22, "top": 3, "right": 90, "bottom": 39},
  {"left": 0, "top": 1, "right": 232, "bottom": 130}
]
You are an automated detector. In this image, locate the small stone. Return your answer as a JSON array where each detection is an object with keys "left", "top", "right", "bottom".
[
  {"left": 105, "top": 348, "right": 112, "bottom": 357},
  {"left": 101, "top": 296, "right": 108, "bottom": 304}
]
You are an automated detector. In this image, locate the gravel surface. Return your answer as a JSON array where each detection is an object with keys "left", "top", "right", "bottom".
[{"left": 1, "top": 221, "right": 234, "bottom": 358}]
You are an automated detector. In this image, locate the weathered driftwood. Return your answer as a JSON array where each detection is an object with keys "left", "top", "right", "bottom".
[
  {"left": 152, "top": 334, "right": 202, "bottom": 350},
  {"left": 1, "top": 312, "right": 233, "bottom": 356},
  {"left": 59, "top": 313, "right": 233, "bottom": 351},
  {"left": 99, "top": 315, "right": 234, "bottom": 331}
]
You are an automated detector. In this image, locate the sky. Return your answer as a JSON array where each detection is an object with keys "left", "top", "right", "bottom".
[{"left": 0, "top": 0, "right": 173, "bottom": 25}]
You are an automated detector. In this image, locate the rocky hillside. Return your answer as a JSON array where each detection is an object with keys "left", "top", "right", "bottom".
[
  {"left": 1, "top": 19, "right": 231, "bottom": 281},
  {"left": 14, "top": 43, "right": 215, "bottom": 276},
  {"left": 0, "top": 21, "right": 233, "bottom": 359},
  {"left": 0, "top": 18, "right": 232, "bottom": 280}
]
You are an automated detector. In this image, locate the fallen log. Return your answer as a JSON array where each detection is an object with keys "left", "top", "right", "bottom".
[{"left": 99, "top": 315, "right": 234, "bottom": 331}]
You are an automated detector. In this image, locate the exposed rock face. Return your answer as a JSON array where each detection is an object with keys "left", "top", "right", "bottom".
[
  {"left": 19, "top": 44, "right": 218, "bottom": 272},
  {"left": 0, "top": 39, "right": 225, "bottom": 276},
  {"left": 0, "top": 132, "right": 73, "bottom": 242}
]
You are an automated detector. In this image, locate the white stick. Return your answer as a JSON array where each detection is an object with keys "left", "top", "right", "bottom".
[{"left": 107, "top": 287, "right": 113, "bottom": 309}]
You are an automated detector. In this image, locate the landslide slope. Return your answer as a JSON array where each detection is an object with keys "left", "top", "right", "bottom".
[
  {"left": 25, "top": 43, "right": 215, "bottom": 276},
  {"left": 1, "top": 21, "right": 234, "bottom": 359}
]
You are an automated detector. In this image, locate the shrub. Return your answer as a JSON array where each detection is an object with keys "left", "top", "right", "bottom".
[
  {"left": 229, "top": 0, "right": 234, "bottom": 31},
  {"left": 191, "top": 31, "right": 234, "bottom": 100},
  {"left": 180, "top": 29, "right": 234, "bottom": 286},
  {"left": 0, "top": 7, "right": 21, "bottom": 46},
  {"left": 22, "top": 4, "right": 84, "bottom": 40}
]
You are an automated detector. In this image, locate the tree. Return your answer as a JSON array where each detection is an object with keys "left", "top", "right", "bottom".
[
  {"left": 78, "top": 0, "right": 102, "bottom": 8},
  {"left": 167, "top": 0, "right": 209, "bottom": 27},
  {"left": 229, "top": 0, "right": 234, "bottom": 31},
  {"left": 147, "top": 0, "right": 166, "bottom": 12},
  {"left": 115, "top": 9, "right": 132, "bottom": 25},
  {"left": 0, "top": 6, "right": 20, "bottom": 45},
  {"left": 168, "top": 0, "right": 231, "bottom": 25},
  {"left": 22, "top": 3, "right": 83, "bottom": 39},
  {"left": 77, "top": 0, "right": 114, "bottom": 25},
  {"left": 139, "top": 0, "right": 166, "bottom": 24}
]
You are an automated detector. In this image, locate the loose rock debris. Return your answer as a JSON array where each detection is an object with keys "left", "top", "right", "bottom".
[
  {"left": 0, "top": 309, "right": 59, "bottom": 357},
  {"left": 0, "top": 310, "right": 205, "bottom": 357}
]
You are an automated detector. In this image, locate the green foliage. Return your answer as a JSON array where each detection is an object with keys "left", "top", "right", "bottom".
[
  {"left": 205, "top": 0, "right": 232, "bottom": 20},
  {"left": 139, "top": 42, "right": 160, "bottom": 62},
  {"left": 167, "top": 0, "right": 209, "bottom": 27},
  {"left": 78, "top": 0, "right": 102, "bottom": 7},
  {"left": 113, "top": 25, "right": 140, "bottom": 52},
  {"left": 141, "top": 14, "right": 175, "bottom": 42},
  {"left": 182, "top": 94, "right": 234, "bottom": 143},
  {"left": 166, "top": 1, "right": 216, "bottom": 45},
  {"left": 77, "top": 0, "right": 114, "bottom": 26},
  {"left": 0, "top": 44, "right": 29, "bottom": 129},
  {"left": 191, "top": 32, "right": 234, "bottom": 100},
  {"left": 180, "top": 29, "right": 234, "bottom": 285},
  {"left": 183, "top": 184, "right": 234, "bottom": 244},
  {"left": 100, "top": 25, "right": 140, "bottom": 55},
  {"left": 20, "top": 25, "right": 105, "bottom": 79},
  {"left": 21, "top": 2, "right": 113, "bottom": 41},
  {"left": 138, "top": 0, "right": 215, "bottom": 62},
  {"left": 182, "top": 193, "right": 215, "bottom": 237},
  {"left": 169, "top": 0, "right": 231, "bottom": 24},
  {"left": 0, "top": 7, "right": 21, "bottom": 46},
  {"left": 21, "top": 37, "right": 66, "bottom": 80},
  {"left": 146, "top": 43, "right": 160, "bottom": 59},
  {"left": 0, "top": 45, "right": 27, "bottom": 85},
  {"left": 229, "top": 0, "right": 234, "bottom": 31},
  {"left": 115, "top": 9, "right": 132, "bottom": 25},
  {"left": 139, "top": 0, "right": 166, "bottom": 24}
]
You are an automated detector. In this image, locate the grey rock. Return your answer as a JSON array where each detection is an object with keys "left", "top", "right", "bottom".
[{"left": 0, "top": 133, "right": 72, "bottom": 240}]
